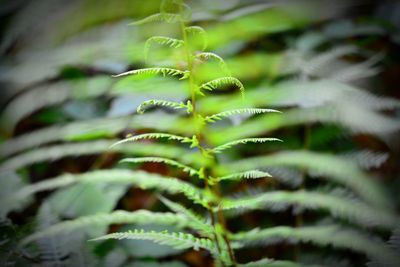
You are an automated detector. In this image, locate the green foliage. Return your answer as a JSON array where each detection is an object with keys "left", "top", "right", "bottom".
[
  {"left": 231, "top": 225, "right": 400, "bottom": 267},
  {"left": 1, "top": 0, "right": 399, "bottom": 266},
  {"left": 136, "top": 99, "right": 192, "bottom": 114},
  {"left": 21, "top": 210, "right": 190, "bottom": 246},
  {"left": 121, "top": 157, "right": 200, "bottom": 177},
  {"left": 204, "top": 108, "right": 280, "bottom": 123},
  {"left": 199, "top": 77, "right": 245, "bottom": 97},
  {"left": 211, "top": 138, "right": 282, "bottom": 154},
  {"left": 220, "top": 190, "right": 399, "bottom": 230},
  {"left": 130, "top": 13, "right": 183, "bottom": 25},
  {"left": 112, "top": 67, "right": 190, "bottom": 79},
  {"left": 91, "top": 229, "right": 215, "bottom": 252}
]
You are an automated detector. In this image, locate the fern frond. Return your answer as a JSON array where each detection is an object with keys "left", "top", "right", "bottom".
[
  {"left": 231, "top": 225, "right": 400, "bottom": 267},
  {"left": 216, "top": 170, "right": 272, "bottom": 182},
  {"left": 205, "top": 108, "right": 281, "bottom": 123},
  {"left": 211, "top": 138, "right": 282, "bottom": 154},
  {"left": 0, "top": 140, "right": 196, "bottom": 173},
  {"left": 112, "top": 67, "right": 189, "bottom": 80},
  {"left": 158, "top": 195, "right": 213, "bottom": 236},
  {"left": 121, "top": 157, "right": 200, "bottom": 177},
  {"left": 239, "top": 258, "right": 313, "bottom": 267},
  {"left": 185, "top": 26, "right": 208, "bottom": 50},
  {"left": 136, "top": 99, "right": 192, "bottom": 114},
  {"left": 199, "top": 77, "right": 245, "bottom": 96},
  {"left": 219, "top": 190, "right": 399, "bottom": 230},
  {"left": 130, "top": 13, "right": 183, "bottom": 25},
  {"left": 21, "top": 210, "right": 188, "bottom": 246},
  {"left": 90, "top": 229, "right": 216, "bottom": 253},
  {"left": 196, "top": 52, "right": 230, "bottom": 75},
  {"left": 110, "top": 133, "right": 194, "bottom": 148},
  {"left": 144, "top": 36, "right": 184, "bottom": 61},
  {"left": 7, "top": 170, "right": 210, "bottom": 209},
  {"left": 223, "top": 150, "right": 391, "bottom": 209}
]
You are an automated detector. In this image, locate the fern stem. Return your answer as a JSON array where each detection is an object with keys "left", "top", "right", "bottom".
[
  {"left": 179, "top": 9, "right": 197, "bottom": 116},
  {"left": 179, "top": 2, "right": 236, "bottom": 265}
]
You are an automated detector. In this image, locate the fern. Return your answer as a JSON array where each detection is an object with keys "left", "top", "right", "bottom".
[
  {"left": 222, "top": 150, "right": 391, "bottom": 209},
  {"left": 219, "top": 190, "right": 399, "bottom": 230},
  {"left": 144, "top": 36, "right": 184, "bottom": 62},
  {"left": 196, "top": 52, "right": 230, "bottom": 75},
  {"left": 238, "top": 258, "right": 314, "bottom": 267},
  {"left": 90, "top": 229, "right": 216, "bottom": 252},
  {"left": 231, "top": 225, "right": 400, "bottom": 267},
  {"left": 211, "top": 138, "right": 282, "bottom": 154},
  {"left": 112, "top": 67, "right": 190, "bottom": 79},
  {"left": 21, "top": 210, "right": 189, "bottom": 246},
  {"left": 136, "top": 99, "right": 192, "bottom": 114},
  {"left": 130, "top": 13, "right": 183, "bottom": 25},
  {"left": 215, "top": 170, "right": 272, "bottom": 182},
  {"left": 0, "top": 140, "right": 196, "bottom": 173},
  {"left": 3, "top": 170, "right": 211, "bottom": 213},
  {"left": 199, "top": 77, "right": 245, "bottom": 96},
  {"left": 121, "top": 157, "right": 200, "bottom": 177},
  {"left": 205, "top": 108, "right": 281, "bottom": 123},
  {"left": 158, "top": 195, "right": 213, "bottom": 236},
  {"left": 185, "top": 26, "right": 208, "bottom": 50},
  {"left": 110, "top": 133, "right": 196, "bottom": 148}
]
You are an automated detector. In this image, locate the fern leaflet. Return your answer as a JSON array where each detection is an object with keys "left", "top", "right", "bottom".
[
  {"left": 136, "top": 99, "right": 192, "bottom": 114},
  {"left": 205, "top": 108, "right": 281, "bottom": 123},
  {"left": 199, "top": 77, "right": 245, "bottom": 97},
  {"left": 158, "top": 195, "right": 213, "bottom": 236},
  {"left": 130, "top": 13, "right": 183, "bottom": 25},
  {"left": 196, "top": 52, "right": 230, "bottom": 75},
  {"left": 211, "top": 138, "right": 282, "bottom": 154},
  {"left": 21, "top": 210, "right": 188, "bottom": 246},
  {"left": 112, "top": 67, "right": 189, "bottom": 80},
  {"left": 110, "top": 133, "right": 195, "bottom": 148},
  {"left": 215, "top": 170, "right": 272, "bottom": 182},
  {"left": 185, "top": 26, "right": 208, "bottom": 50},
  {"left": 90, "top": 229, "right": 216, "bottom": 252},
  {"left": 121, "top": 157, "right": 200, "bottom": 177},
  {"left": 144, "top": 36, "right": 184, "bottom": 62}
]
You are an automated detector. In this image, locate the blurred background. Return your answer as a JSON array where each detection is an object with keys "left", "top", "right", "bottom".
[{"left": 0, "top": 0, "right": 400, "bottom": 266}]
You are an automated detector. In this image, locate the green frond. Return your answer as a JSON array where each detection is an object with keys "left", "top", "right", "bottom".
[
  {"left": 90, "top": 229, "right": 216, "bottom": 253},
  {"left": 21, "top": 210, "right": 188, "bottom": 246},
  {"left": 112, "top": 67, "right": 189, "bottom": 80},
  {"left": 196, "top": 52, "right": 230, "bottom": 75},
  {"left": 0, "top": 140, "right": 197, "bottom": 173},
  {"left": 231, "top": 225, "right": 400, "bottom": 267},
  {"left": 144, "top": 36, "right": 184, "bottom": 61},
  {"left": 136, "top": 99, "right": 192, "bottom": 114},
  {"left": 185, "top": 26, "right": 208, "bottom": 50},
  {"left": 199, "top": 77, "right": 245, "bottom": 97},
  {"left": 223, "top": 151, "right": 391, "bottom": 209},
  {"left": 129, "top": 13, "right": 183, "bottom": 25},
  {"left": 205, "top": 108, "right": 281, "bottom": 123},
  {"left": 121, "top": 157, "right": 200, "bottom": 178},
  {"left": 211, "top": 138, "right": 282, "bottom": 154},
  {"left": 7, "top": 170, "right": 211, "bottom": 209},
  {"left": 220, "top": 190, "right": 399, "bottom": 230},
  {"left": 110, "top": 133, "right": 194, "bottom": 148},
  {"left": 158, "top": 195, "right": 213, "bottom": 236},
  {"left": 216, "top": 170, "right": 272, "bottom": 182},
  {"left": 239, "top": 258, "right": 313, "bottom": 267}
]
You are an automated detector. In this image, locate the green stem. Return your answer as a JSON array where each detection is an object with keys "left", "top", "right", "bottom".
[{"left": 179, "top": 2, "right": 236, "bottom": 266}]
